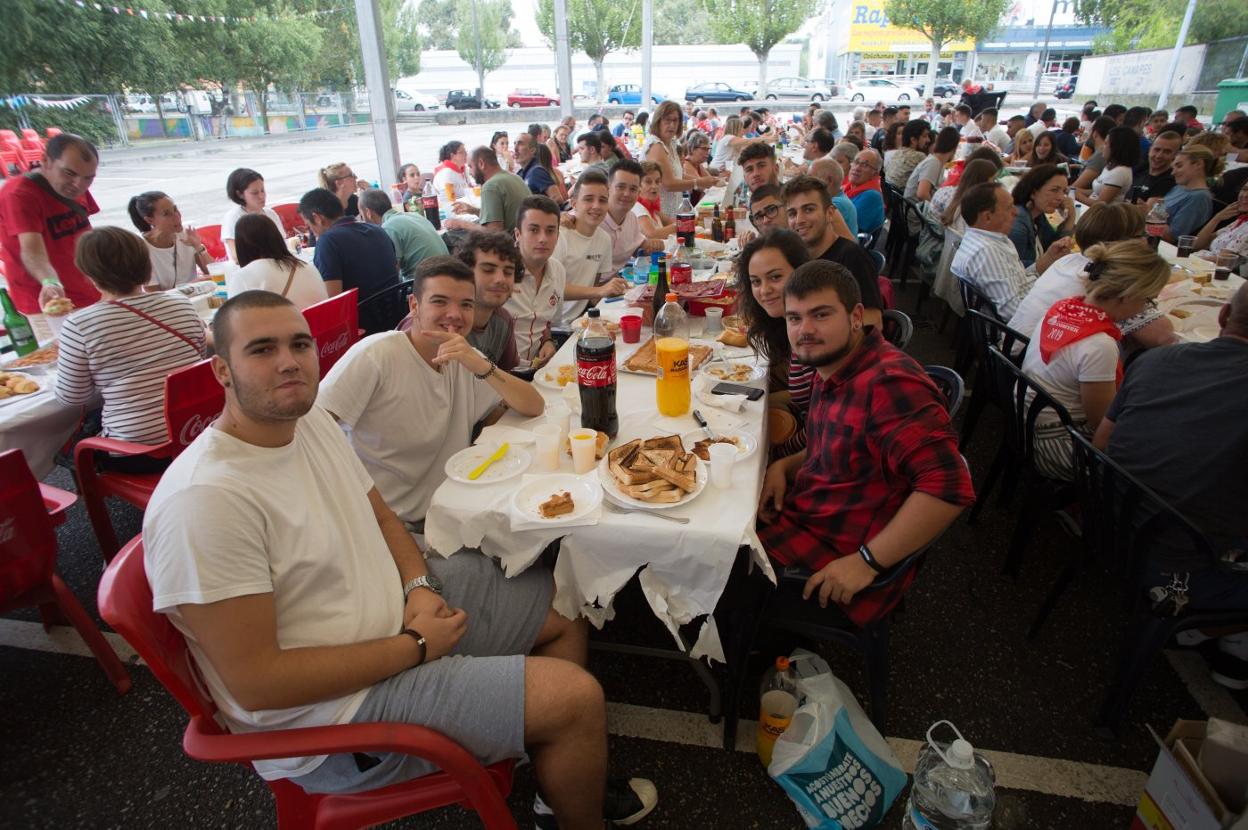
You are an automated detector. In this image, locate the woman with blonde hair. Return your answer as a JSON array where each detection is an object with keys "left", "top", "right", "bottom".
[
  {"left": 547, "top": 123, "right": 573, "bottom": 164},
  {"left": 709, "top": 115, "right": 753, "bottom": 172},
  {"left": 318, "top": 162, "right": 362, "bottom": 217},
  {"left": 1009, "top": 128, "right": 1034, "bottom": 166},
  {"left": 1021, "top": 240, "right": 1171, "bottom": 479},
  {"left": 644, "top": 99, "right": 718, "bottom": 216},
  {"left": 1160, "top": 143, "right": 1217, "bottom": 241}
]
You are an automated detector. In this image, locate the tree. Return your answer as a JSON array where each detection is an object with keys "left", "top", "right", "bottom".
[
  {"left": 701, "top": 0, "right": 810, "bottom": 97},
  {"left": 455, "top": 0, "right": 521, "bottom": 96},
  {"left": 884, "top": 0, "right": 1011, "bottom": 97},
  {"left": 653, "top": 0, "right": 716, "bottom": 45},
  {"left": 234, "top": 17, "right": 323, "bottom": 132},
  {"left": 415, "top": 0, "right": 458, "bottom": 50},
  {"left": 537, "top": 0, "right": 642, "bottom": 102},
  {"left": 1079, "top": 0, "right": 1248, "bottom": 53}
]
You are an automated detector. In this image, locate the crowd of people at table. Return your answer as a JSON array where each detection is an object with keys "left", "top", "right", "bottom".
[{"left": 1, "top": 91, "right": 1247, "bottom": 827}]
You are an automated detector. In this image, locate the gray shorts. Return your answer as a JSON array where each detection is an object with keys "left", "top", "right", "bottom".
[{"left": 293, "top": 549, "right": 554, "bottom": 794}]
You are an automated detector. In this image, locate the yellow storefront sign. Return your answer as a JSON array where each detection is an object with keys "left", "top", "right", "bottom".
[{"left": 847, "top": 0, "right": 974, "bottom": 53}]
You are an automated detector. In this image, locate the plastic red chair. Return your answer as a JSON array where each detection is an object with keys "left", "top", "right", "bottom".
[
  {"left": 74, "top": 358, "right": 224, "bottom": 560},
  {"left": 303, "top": 289, "right": 360, "bottom": 377},
  {"left": 196, "top": 224, "right": 228, "bottom": 262},
  {"left": 0, "top": 129, "right": 19, "bottom": 144},
  {"left": 99, "top": 536, "right": 517, "bottom": 829},
  {"left": 21, "top": 128, "right": 41, "bottom": 145},
  {"left": 16, "top": 137, "right": 43, "bottom": 168},
  {"left": 44, "top": 127, "right": 63, "bottom": 140},
  {"left": 271, "top": 203, "right": 303, "bottom": 236},
  {"left": 1, "top": 140, "right": 28, "bottom": 174},
  {"left": 0, "top": 449, "right": 130, "bottom": 694}
]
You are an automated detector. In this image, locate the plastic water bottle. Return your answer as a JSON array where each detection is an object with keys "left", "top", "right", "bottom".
[{"left": 903, "top": 721, "right": 996, "bottom": 830}]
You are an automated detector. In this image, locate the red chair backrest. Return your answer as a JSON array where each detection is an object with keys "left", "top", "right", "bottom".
[
  {"left": 0, "top": 450, "right": 56, "bottom": 602},
  {"left": 0, "top": 130, "right": 18, "bottom": 144},
  {"left": 270, "top": 203, "right": 302, "bottom": 236},
  {"left": 20, "top": 129, "right": 39, "bottom": 143},
  {"left": 164, "top": 359, "right": 225, "bottom": 456},
  {"left": 303, "top": 289, "right": 360, "bottom": 377},
  {"left": 44, "top": 127, "right": 62, "bottom": 139},
  {"left": 99, "top": 536, "right": 220, "bottom": 725},
  {"left": 20, "top": 138, "right": 42, "bottom": 153},
  {"left": 196, "top": 225, "right": 228, "bottom": 262}
]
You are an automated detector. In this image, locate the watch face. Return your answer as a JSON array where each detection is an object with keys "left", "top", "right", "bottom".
[{"left": 424, "top": 575, "right": 444, "bottom": 594}]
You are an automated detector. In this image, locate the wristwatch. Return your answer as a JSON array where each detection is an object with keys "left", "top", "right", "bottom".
[{"left": 402, "top": 574, "right": 443, "bottom": 601}]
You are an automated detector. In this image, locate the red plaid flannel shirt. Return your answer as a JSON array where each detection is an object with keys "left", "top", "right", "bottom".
[{"left": 759, "top": 329, "right": 976, "bottom": 626}]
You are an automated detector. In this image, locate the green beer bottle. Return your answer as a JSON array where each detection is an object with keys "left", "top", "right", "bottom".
[{"left": 1, "top": 288, "right": 38, "bottom": 356}]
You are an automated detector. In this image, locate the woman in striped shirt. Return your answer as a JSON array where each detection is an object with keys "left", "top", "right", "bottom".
[
  {"left": 54, "top": 227, "right": 207, "bottom": 473},
  {"left": 737, "top": 229, "right": 814, "bottom": 459}
]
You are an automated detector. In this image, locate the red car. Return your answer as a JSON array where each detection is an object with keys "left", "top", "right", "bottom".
[{"left": 507, "top": 89, "right": 559, "bottom": 108}]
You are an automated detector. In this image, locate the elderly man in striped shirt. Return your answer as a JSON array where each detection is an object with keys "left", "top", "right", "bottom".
[{"left": 950, "top": 182, "right": 1071, "bottom": 319}]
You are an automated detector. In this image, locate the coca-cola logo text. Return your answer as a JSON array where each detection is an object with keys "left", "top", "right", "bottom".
[
  {"left": 577, "top": 358, "right": 616, "bottom": 388},
  {"left": 178, "top": 410, "right": 220, "bottom": 446},
  {"left": 318, "top": 331, "right": 351, "bottom": 358}
]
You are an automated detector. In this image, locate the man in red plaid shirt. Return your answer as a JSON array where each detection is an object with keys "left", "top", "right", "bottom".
[{"left": 758, "top": 260, "right": 975, "bottom": 626}]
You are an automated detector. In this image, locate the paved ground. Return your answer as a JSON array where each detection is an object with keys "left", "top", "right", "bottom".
[{"left": 4, "top": 282, "right": 1245, "bottom": 829}]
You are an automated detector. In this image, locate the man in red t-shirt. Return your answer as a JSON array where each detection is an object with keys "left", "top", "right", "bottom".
[{"left": 0, "top": 133, "right": 101, "bottom": 314}]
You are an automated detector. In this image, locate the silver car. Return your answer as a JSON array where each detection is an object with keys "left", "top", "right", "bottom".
[{"left": 763, "top": 77, "right": 833, "bottom": 102}]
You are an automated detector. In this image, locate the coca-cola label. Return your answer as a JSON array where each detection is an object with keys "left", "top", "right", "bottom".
[
  {"left": 577, "top": 357, "right": 615, "bottom": 388},
  {"left": 178, "top": 410, "right": 219, "bottom": 446},
  {"left": 422, "top": 195, "right": 438, "bottom": 210},
  {"left": 723, "top": 224, "right": 735, "bottom": 241},
  {"left": 1145, "top": 222, "right": 1165, "bottom": 237},
  {"left": 319, "top": 330, "right": 350, "bottom": 358}
]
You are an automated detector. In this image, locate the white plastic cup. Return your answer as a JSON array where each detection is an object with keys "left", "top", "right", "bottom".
[
  {"left": 546, "top": 401, "right": 572, "bottom": 446},
  {"left": 533, "top": 424, "right": 562, "bottom": 471},
  {"left": 708, "top": 442, "right": 737, "bottom": 489},
  {"left": 703, "top": 307, "right": 724, "bottom": 335},
  {"left": 569, "top": 428, "right": 598, "bottom": 474}
]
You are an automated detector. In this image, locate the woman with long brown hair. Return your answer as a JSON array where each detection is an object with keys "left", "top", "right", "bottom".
[{"left": 227, "top": 213, "right": 327, "bottom": 310}]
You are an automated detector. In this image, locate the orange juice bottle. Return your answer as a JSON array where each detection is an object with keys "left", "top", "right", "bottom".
[
  {"left": 654, "top": 292, "right": 690, "bottom": 416},
  {"left": 444, "top": 183, "right": 456, "bottom": 203}
]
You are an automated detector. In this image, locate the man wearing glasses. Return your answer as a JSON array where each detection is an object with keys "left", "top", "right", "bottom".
[
  {"left": 843, "top": 149, "right": 885, "bottom": 237},
  {"left": 747, "top": 184, "right": 787, "bottom": 234}
]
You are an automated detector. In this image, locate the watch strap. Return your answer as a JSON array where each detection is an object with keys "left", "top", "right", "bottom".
[
  {"left": 858, "top": 543, "right": 886, "bottom": 575},
  {"left": 402, "top": 575, "right": 440, "bottom": 601}
]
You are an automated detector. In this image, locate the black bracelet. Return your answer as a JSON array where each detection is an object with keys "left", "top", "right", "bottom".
[
  {"left": 474, "top": 360, "right": 498, "bottom": 381},
  {"left": 858, "top": 543, "right": 886, "bottom": 575},
  {"left": 401, "top": 628, "right": 427, "bottom": 666}
]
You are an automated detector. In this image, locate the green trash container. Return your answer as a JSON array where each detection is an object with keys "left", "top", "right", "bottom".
[{"left": 1213, "top": 78, "right": 1248, "bottom": 124}]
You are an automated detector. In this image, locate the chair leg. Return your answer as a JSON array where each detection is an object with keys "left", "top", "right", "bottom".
[
  {"left": 75, "top": 468, "right": 121, "bottom": 561},
  {"left": 967, "top": 443, "right": 1007, "bottom": 525},
  {"left": 959, "top": 381, "right": 988, "bottom": 448},
  {"left": 1095, "top": 614, "right": 1177, "bottom": 735},
  {"left": 1027, "top": 555, "right": 1080, "bottom": 640},
  {"left": 50, "top": 574, "right": 130, "bottom": 694},
  {"left": 996, "top": 456, "right": 1022, "bottom": 509},
  {"left": 860, "top": 621, "right": 890, "bottom": 735},
  {"left": 938, "top": 305, "right": 952, "bottom": 334}
]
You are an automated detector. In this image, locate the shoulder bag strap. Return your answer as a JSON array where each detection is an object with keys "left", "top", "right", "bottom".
[{"left": 108, "top": 299, "right": 202, "bottom": 355}]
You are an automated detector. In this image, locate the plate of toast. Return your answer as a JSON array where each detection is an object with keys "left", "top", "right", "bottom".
[
  {"left": 621, "top": 337, "right": 714, "bottom": 375},
  {"left": 599, "top": 434, "right": 707, "bottom": 510},
  {"left": 512, "top": 474, "right": 603, "bottom": 524}
]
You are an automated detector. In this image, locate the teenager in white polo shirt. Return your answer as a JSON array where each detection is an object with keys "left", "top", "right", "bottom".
[
  {"left": 505, "top": 196, "right": 566, "bottom": 370},
  {"left": 556, "top": 169, "right": 630, "bottom": 324}
]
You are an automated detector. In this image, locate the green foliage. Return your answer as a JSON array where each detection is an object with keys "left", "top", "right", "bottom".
[
  {"left": 0, "top": 103, "right": 118, "bottom": 148},
  {"left": 883, "top": 0, "right": 1011, "bottom": 50},
  {"left": 700, "top": 0, "right": 809, "bottom": 62},
  {"left": 455, "top": 0, "right": 518, "bottom": 77},
  {"left": 535, "top": 0, "right": 642, "bottom": 64},
  {"left": 653, "top": 0, "right": 717, "bottom": 45},
  {"left": 415, "top": 0, "right": 458, "bottom": 50},
  {"left": 1080, "top": 0, "right": 1248, "bottom": 53}
]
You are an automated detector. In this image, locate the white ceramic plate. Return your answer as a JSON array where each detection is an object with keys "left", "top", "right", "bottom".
[
  {"left": 1166, "top": 299, "right": 1223, "bottom": 343},
  {"left": 680, "top": 428, "right": 759, "bottom": 462},
  {"left": 535, "top": 364, "right": 577, "bottom": 390},
  {"left": 444, "top": 444, "right": 532, "bottom": 485},
  {"left": 597, "top": 453, "right": 707, "bottom": 511},
  {"left": 511, "top": 474, "right": 603, "bottom": 524},
  {"left": 0, "top": 370, "right": 46, "bottom": 407},
  {"left": 699, "top": 359, "right": 766, "bottom": 384}
]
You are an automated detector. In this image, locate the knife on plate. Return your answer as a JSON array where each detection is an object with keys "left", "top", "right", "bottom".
[{"left": 692, "top": 410, "right": 717, "bottom": 441}]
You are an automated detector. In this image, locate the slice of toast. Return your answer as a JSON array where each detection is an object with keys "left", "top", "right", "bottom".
[
  {"left": 539, "top": 491, "right": 575, "bottom": 518},
  {"left": 651, "top": 463, "right": 697, "bottom": 493},
  {"left": 642, "top": 435, "right": 685, "bottom": 454}
]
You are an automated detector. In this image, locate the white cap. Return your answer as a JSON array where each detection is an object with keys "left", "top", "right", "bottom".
[{"left": 947, "top": 738, "right": 975, "bottom": 770}]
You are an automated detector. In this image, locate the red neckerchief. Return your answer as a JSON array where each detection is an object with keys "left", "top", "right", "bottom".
[
  {"left": 637, "top": 196, "right": 661, "bottom": 217},
  {"left": 942, "top": 159, "right": 967, "bottom": 187},
  {"left": 843, "top": 176, "right": 881, "bottom": 200},
  {"left": 1040, "top": 296, "right": 1123, "bottom": 383},
  {"left": 434, "top": 160, "right": 464, "bottom": 176}
]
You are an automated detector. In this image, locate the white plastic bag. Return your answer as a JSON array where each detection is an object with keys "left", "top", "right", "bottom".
[{"left": 768, "top": 650, "right": 907, "bottom": 830}]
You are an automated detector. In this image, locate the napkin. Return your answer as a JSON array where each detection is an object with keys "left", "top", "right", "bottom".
[
  {"left": 475, "top": 424, "right": 537, "bottom": 447},
  {"left": 508, "top": 474, "right": 602, "bottom": 532},
  {"left": 693, "top": 373, "right": 747, "bottom": 413}
]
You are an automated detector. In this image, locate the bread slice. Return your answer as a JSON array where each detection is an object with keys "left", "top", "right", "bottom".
[
  {"left": 642, "top": 435, "right": 685, "bottom": 454},
  {"left": 539, "top": 491, "right": 575, "bottom": 518},
  {"left": 651, "top": 459, "right": 697, "bottom": 493}
]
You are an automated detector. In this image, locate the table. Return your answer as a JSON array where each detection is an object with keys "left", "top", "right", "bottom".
[
  {"left": 424, "top": 310, "right": 775, "bottom": 663},
  {"left": 1157, "top": 240, "right": 1245, "bottom": 343},
  {"left": 0, "top": 351, "right": 82, "bottom": 479}
]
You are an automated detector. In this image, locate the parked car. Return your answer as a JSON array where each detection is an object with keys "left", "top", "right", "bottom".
[
  {"left": 915, "top": 80, "right": 960, "bottom": 99},
  {"left": 606, "top": 84, "right": 665, "bottom": 106},
  {"left": 764, "top": 77, "right": 833, "bottom": 102},
  {"left": 507, "top": 89, "right": 559, "bottom": 108},
  {"left": 844, "top": 78, "right": 921, "bottom": 104},
  {"left": 684, "top": 82, "right": 753, "bottom": 104},
  {"left": 444, "top": 89, "right": 499, "bottom": 110},
  {"left": 394, "top": 88, "right": 440, "bottom": 111},
  {"left": 816, "top": 79, "right": 842, "bottom": 98},
  {"left": 1054, "top": 76, "right": 1078, "bottom": 99}
]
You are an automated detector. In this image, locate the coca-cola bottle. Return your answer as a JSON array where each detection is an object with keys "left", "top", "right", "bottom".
[
  {"left": 576, "top": 309, "right": 618, "bottom": 438},
  {"left": 421, "top": 180, "right": 441, "bottom": 231},
  {"left": 1144, "top": 201, "right": 1167, "bottom": 251},
  {"left": 676, "top": 192, "right": 696, "bottom": 248}
]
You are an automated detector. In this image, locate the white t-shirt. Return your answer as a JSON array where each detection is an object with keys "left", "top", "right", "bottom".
[
  {"left": 145, "top": 237, "right": 200, "bottom": 290},
  {"left": 985, "top": 125, "right": 1010, "bottom": 150},
  {"left": 317, "top": 332, "right": 501, "bottom": 523},
  {"left": 143, "top": 407, "right": 403, "bottom": 781},
  {"left": 220, "top": 205, "right": 285, "bottom": 243},
  {"left": 1091, "top": 166, "right": 1133, "bottom": 203},
  {"left": 710, "top": 135, "right": 739, "bottom": 171},
  {"left": 505, "top": 258, "right": 567, "bottom": 368},
  {"left": 556, "top": 225, "right": 614, "bottom": 323},
  {"left": 1008, "top": 253, "right": 1089, "bottom": 337},
  {"left": 1021, "top": 325, "right": 1118, "bottom": 425},
  {"left": 433, "top": 165, "right": 471, "bottom": 200},
  {"left": 1027, "top": 121, "right": 1051, "bottom": 140},
  {"left": 227, "top": 258, "right": 328, "bottom": 310}
]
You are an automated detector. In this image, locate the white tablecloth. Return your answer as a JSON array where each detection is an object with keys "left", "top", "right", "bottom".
[
  {"left": 0, "top": 361, "right": 82, "bottom": 479},
  {"left": 424, "top": 324, "right": 775, "bottom": 662},
  {"left": 1156, "top": 240, "right": 1245, "bottom": 343}
]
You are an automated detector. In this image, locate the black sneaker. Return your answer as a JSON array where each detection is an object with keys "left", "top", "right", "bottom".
[
  {"left": 1210, "top": 649, "right": 1248, "bottom": 691},
  {"left": 534, "top": 777, "right": 658, "bottom": 829}
]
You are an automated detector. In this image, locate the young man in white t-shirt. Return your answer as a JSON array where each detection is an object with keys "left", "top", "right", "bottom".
[
  {"left": 556, "top": 169, "right": 630, "bottom": 324},
  {"left": 318, "top": 256, "right": 545, "bottom": 525},
  {"left": 143, "top": 290, "right": 656, "bottom": 827},
  {"left": 505, "top": 196, "right": 566, "bottom": 370}
]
